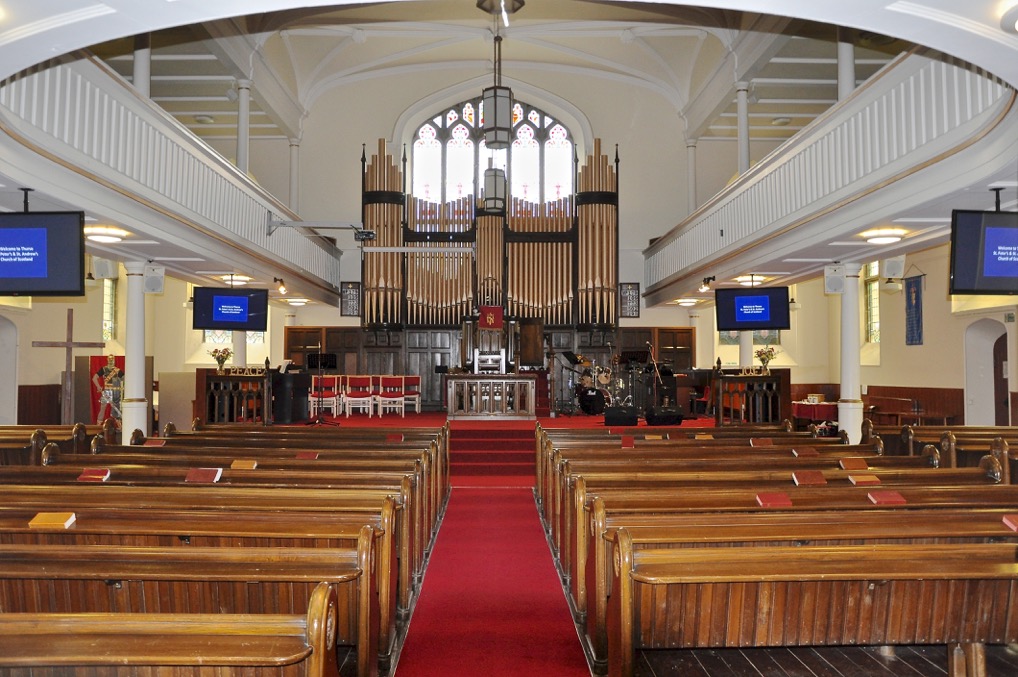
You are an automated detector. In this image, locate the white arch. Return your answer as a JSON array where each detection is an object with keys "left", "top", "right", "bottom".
[
  {"left": 0, "top": 2, "right": 1015, "bottom": 95},
  {"left": 963, "top": 317, "right": 1006, "bottom": 425},
  {"left": 0, "top": 315, "right": 18, "bottom": 424},
  {"left": 389, "top": 74, "right": 594, "bottom": 157}
]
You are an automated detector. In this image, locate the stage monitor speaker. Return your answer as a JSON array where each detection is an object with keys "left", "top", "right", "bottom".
[
  {"left": 143, "top": 264, "right": 165, "bottom": 294},
  {"left": 824, "top": 265, "right": 845, "bottom": 294},
  {"left": 92, "top": 257, "right": 118, "bottom": 279},
  {"left": 604, "top": 406, "right": 639, "bottom": 427},
  {"left": 645, "top": 406, "right": 682, "bottom": 426}
]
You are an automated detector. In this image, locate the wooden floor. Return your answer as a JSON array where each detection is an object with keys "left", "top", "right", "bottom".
[{"left": 635, "top": 644, "right": 1018, "bottom": 676}]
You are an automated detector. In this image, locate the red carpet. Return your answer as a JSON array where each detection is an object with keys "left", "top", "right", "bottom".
[{"left": 394, "top": 487, "right": 590, "bottom": 676}]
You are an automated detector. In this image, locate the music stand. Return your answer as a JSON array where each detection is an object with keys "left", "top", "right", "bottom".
[{"left": 306, "top": 352, "right": 339, "bottom": 426}]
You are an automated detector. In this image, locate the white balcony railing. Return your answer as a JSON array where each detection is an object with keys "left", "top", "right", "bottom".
[
  {"left": 0, "top": 53, "right": 339, "bottom": 299},
  {"left": 644, "top": 51, "right": 1014, "bottom": 301}
]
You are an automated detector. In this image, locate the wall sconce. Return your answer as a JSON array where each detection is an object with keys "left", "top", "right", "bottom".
[
  {"left": 882, "top": 278, "right": 903, "bottom": 294},
  {"left": 274, "top": 277, "right": 287, "bottom": 294},
  {"left": 789, "top": 297, "right": 802, "bottom": 311},
  {"left": 698, "top": 276, "right": 715, "bottom": 293}
]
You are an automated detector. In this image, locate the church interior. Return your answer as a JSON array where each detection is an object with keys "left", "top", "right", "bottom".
[{"left": 0, "top": 1, "right": 1017, "bottom": 675}]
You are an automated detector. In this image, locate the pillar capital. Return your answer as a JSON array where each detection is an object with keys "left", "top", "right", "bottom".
[{"left": 124, "top": 261, "right": 146, "bottom": 275}]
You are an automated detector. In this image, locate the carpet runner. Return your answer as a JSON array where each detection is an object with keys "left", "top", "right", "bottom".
[{"left": 394, "top": 486, "right": 589, "bottom": 676}]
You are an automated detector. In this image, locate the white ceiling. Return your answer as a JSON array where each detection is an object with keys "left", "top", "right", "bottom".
[{"left": 0, "top": 0, "right": 1015, "bottom": 306}]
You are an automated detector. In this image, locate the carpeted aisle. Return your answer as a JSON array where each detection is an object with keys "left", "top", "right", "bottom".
[{"left": 394, "top": 486, "right": 590, "bottom": 676}]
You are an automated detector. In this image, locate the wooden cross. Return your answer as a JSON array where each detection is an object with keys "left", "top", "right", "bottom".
[{"left": 32, "top": 308, "right": 106, "bottom": 424}]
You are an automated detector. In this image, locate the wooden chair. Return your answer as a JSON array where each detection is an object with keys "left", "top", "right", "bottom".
[
  {"left": 692, "top": 384, "right": 711, "bottom": 415},
  {"left": 377, "top": 376, "right": 405, "bottom": 418},
  {"left": 345, "top": 375, "right": 374, "bottom": 417},
  {"left": 309, "top": 375, "right": 340, "bottom": 418},
  {"left": 403, "top": 375, "right": 421, "bottom": 414}
]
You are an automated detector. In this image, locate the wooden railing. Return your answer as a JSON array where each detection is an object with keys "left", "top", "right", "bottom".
[{"left": 446, "top": 374, "right": 537, "bottom": 420}]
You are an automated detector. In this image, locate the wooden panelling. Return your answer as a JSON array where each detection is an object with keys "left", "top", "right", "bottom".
[{"left": 17, "top": 385, "right": 61, "bottom": 425}]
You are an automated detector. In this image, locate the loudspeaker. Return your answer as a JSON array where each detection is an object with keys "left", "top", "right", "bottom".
[
  {"left": 882, "top": 255, "right": 906, "bottom": 280},
  {"left": 604, "top": 406, "right": 639, "bottom": 427},
  {"left": 143, "top": 264, "right": 165, "bottom": 294},
  {"left": 92, "top": 257, "right": 117, "bottom": 279},
  {"left": 645, "top": 406, "right": 682, "bottom": 426},
  {"left": 824, "top": 265, "right": 845, "bottom": 294}
]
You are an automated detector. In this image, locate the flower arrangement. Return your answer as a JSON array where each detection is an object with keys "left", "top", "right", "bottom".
[
  {"left": 754, "top": 346, "right": 778, "bottom": 364},
  {"left": 209, "top": 347, "right": 233, "bottom": 364}
]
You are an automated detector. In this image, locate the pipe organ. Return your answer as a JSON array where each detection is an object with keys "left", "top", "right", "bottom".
[{"left": 360, "top": 138, "right": 619, "bottom": 329}]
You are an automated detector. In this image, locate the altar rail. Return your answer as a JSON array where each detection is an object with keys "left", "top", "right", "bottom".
[{"left": 446, "top": 375, "right": 536, "bottom": 420}]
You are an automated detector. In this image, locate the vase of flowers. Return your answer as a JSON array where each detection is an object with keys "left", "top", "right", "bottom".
[
  {"left": 754, "top": 346, "right": 778, "bottom": 374},
  {"left": 209, "top": 347, "right": 233, "bottom": 375}
]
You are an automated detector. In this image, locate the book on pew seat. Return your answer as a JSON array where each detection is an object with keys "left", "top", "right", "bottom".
[
  {"left": 839, "top": 457, "right": 869, "bottom": 470},
  {"left": 77, "top": 467, "right": 110, "bottom": 482},
  {"left": 231, "top": 459, "right": 258, "bottom": 470},
  {"left": 695, "top": 433, "right": 713, "bottom": 440},
  {"left": 750, "top": 438, "right": 773, "bottom": 447},
  {"left": 185, "top": 467, "right": 223, "bottom": 483},
  {"left": 29, "top": 511, "right": 76, "bottom": 529},
  {"left": 792, "top": 447, "right": 819, "bottom": 457},
  {"left": 792, "top": 470, "right": 827, "bottom": 486},
  {"left": 849, "top": 474, "right": 881, "bottom": 486},
  {"left": 644, "top": 434, "right": 664, "bottom": 440},
  {"left": 756, "top": 492, "right": 793, "bottom": 508},
  {"left": 620, "top": 435, "right": 635, "bottom": 449},
  {"left": 1002, "top": 515, "right": 1018, "bottom": 531},
  {"left": 386, "top": 433, "right": 404, "bottom": 443},
  {"left": 143, "top": 439, "right": 166, "bottom": 447},
  {"left": 868, "top": 490, "right": 906, "bottom": 505},
  {"left": 296, "top": 451, "right": 319, "bottom": 460}
]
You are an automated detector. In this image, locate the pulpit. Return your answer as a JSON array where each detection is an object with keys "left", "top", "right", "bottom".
[{"left": 195, "top": 368, "right": 270, "bottom": 424}]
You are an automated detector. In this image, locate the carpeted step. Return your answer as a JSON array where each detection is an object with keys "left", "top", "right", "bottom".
[
  {"left": 449, "top": 461, "right": 534, "bottom": 476},
  {"left": 450, "top": 449, "right": 533, "bottom": 464},
  {"left": 449, "top": 438, "right": 533, "bottom": 452}
]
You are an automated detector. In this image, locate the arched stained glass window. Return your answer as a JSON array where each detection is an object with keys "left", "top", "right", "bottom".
[{"left": 411, "top": 96, "right": 574, "bottom": 207}]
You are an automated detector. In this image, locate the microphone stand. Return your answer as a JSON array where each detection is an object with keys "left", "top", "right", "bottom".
[
  {"left": 306, "top": 351, "right": 340, "bottom": 427},
  {"left": 646, "top": 342, "right": 663, "bottom": 410}
]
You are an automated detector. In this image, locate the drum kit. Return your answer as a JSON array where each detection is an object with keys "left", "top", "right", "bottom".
[{"left": 571, "top": 348, "right": 637, "bottom": 415}]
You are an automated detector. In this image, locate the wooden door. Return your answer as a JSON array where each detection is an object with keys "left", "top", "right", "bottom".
[{"left": 994, "top": 333, "right": 1009, "bottom": 425}]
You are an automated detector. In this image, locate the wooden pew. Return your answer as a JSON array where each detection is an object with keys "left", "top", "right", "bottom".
[
  {"left": 608, "top": 533, "right": 1018, "bottom": 677},
  {"left": 0, "top": 539, "right": 377, "bottom": 677},
  {"left": 540, "top": 439, "right": 891, "bottom": 531},
  {"left": 41, "top": 442, "right": 434, "bottom": 591},
  {"left": 0, "top": 484, "right": 407, "bottom": 668},
  {"left": 562, "top": 454, "right": 1003, "bottom": 619},
  {"left": 584, "top": 505, "right": 1018, "bottom": 670},
  {"left": 0, "top": 421, "right": 117, "bottom": 465},
  {"left": 127, "top": 431, "right": 450, "bottom": 523},
  {"left": 0, "top": 502, "right": 399, "bottom": 665},
  {"left": 537, "top": 433, "right": 854, "bottom": 515},
  {"left": 0, "top": 580, "right": 342, "bottom": 677}
]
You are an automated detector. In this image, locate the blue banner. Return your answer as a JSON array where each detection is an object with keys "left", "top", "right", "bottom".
[{"left": 905, "top": 275, "right": 923, "bottom": 345}]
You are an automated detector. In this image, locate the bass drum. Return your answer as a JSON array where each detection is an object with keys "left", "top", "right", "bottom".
[{"left": 578, "top": 388, "right": 611, "bottom": 415}]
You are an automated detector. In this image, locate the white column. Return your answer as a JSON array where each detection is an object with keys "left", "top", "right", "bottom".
[
  {"left": 236, "top": 79, "right": 252, "bottom": 174},
  {"left": 839, "top": 262, "right": 864, "bottom": 443},
  {"left": 736, "top": 81, "right": 750, "bottom": 174},
  {"left": 233, "top": 330, "right": 248, "bottom": 367},
  {"left": 685, "top": 139, "right": 697, "bottom": 214},
  {"left": 122, "top": 262, "right": 148, "bottom": 437},
  {"left": 837, "top": 30, "right": 856, "bottom": 101},
  {"left": 739, "top": 330, "right": 754, "bottom": 368},
  {"left": 132, "top": 34, "right": 151, "bottom": 98},
  {"left": 289, "top": 139, "right": 301, "bottom": 212}
]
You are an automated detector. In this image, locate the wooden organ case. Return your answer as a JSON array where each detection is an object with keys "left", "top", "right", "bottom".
[{"left": 359, "top": 138, "right": 619, "bottom": 334}]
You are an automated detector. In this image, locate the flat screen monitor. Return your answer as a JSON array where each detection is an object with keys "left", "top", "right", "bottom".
[
  {"left": 192, "top": 287, "right": 268, "bottom": 331},
  {"left": 0, "top": 211, "right": 85, "bottom": 296},
  {"left": 949, "top": 209, "right": 1018, "bottom": 295},
  {"left": 715, "top": 286, "right": 791, "bottom": 332}
]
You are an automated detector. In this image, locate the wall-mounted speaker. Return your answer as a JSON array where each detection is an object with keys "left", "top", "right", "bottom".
[
  {"left": 92, "top": 257, "right": 118, "bottom": 280},
  {"left": 824, "top": 265, "right": 845, "bottom": 294},
  {"left": 143, "top": 265, "right": 165, "bottom": 294},
  {"left": 882, "top": 255, "right": 906, "bottom": 280}
]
